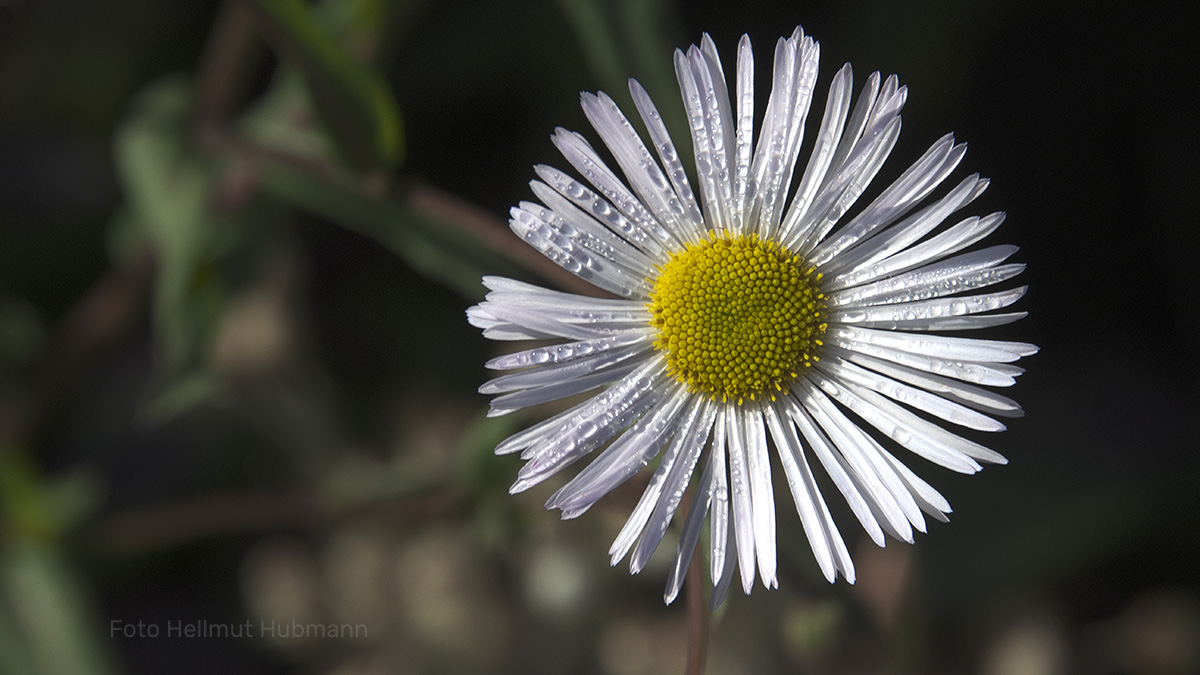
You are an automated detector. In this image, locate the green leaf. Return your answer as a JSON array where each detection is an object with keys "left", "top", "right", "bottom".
[
  {"left": 251, "top": 0, "right": 404, "bottom": 169},
  {"left": 0, "top": 542, "right": 120, "bottom": 675},
  {"left": 137, "top": 370, "right": 231, "bottom": 426},
  {"left": 0, "top": 295, "right": 45, "bottom": 368},
  {"left": 238, "top": 67, "right": 339, "bottom": 166},
  {"left": 553, "top": 0, "right": 686, "bottom": 135},
  {"left": 113, "top": 77, "right": 226, "bottom": 376},
  {"left": 553, "top": 0, "right": 627, "bottom": 96},
  {"left": 0, "top": 448, "right": 58, "bottom": 540}
]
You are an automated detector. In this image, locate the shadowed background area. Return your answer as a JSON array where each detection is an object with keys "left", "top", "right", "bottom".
[{"left": 0, "top": 1, "right": 1196, "bottom": 673}]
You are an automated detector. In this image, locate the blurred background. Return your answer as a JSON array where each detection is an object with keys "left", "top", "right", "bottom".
[{"left": 0, "top": 0, "right": 1196, "bottom": 673}]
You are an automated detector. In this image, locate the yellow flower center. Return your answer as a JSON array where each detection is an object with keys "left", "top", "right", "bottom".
[{"left": 648, "top": 232, "right": 826, "bottom": 404}]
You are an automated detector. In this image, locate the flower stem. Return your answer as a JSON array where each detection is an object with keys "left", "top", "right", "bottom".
[{"left": 684, "top": 548, "right": 710, "bottom": 675}]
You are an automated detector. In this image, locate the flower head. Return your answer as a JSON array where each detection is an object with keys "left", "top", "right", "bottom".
[{"left": 468, "top": 27, "right": 1036, "bottom": 606}]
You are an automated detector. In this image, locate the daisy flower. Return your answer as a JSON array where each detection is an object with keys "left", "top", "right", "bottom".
[{"left": 468, "top": 26, "right": 1036, "bottom": 606}]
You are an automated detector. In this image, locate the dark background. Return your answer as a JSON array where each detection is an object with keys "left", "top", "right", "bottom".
[{"left": 1, "top": 1, "right": 1196, "bottom": 673}]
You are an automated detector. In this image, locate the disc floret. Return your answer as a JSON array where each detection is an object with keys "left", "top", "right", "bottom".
[{"left": 648, "top": 233, "right": 826, "bottom": 404}]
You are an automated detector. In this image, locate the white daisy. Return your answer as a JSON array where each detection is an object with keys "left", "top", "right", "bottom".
[{"left": 468, "top": 27, "right": 1036, "bottom": 607}]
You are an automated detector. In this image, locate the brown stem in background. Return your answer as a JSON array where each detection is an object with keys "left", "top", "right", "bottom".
[
  {"left": 684, "top": 547, "right": 710, "bottom": 675},
  {"left": 92, "top": 487, "right": 465, "bottom": 556},
  {"left": 686, "top": 504, "right": 710, "bottom": 672},
  {"left": 0, "top": 253, "right": 154, "bottom": 445},
  {"left": 194, "top": 0, "right": 260, "bottom": 136},
  {"left": 406, "top": 181, "right": 607, "bottom": 297}
]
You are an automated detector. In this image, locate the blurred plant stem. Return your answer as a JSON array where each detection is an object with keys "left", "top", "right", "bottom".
[
  {"left": 90, "top": 484, "right": 464, "bottom": 557},
  {"left": 685, "top": 547, "right": 710, "bottom": 675},
  {"left": 194, "top": 0, "right": 261, "bottom": 134}
]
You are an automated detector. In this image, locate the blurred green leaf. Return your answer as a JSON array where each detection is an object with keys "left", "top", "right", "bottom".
[
  {"left": 456, "top": 412, "right": 525, "bottom": 548},
  {"left": 238, "top": 67, "right": 338, "bottom": 164},
  {"left": 257, "top": 161, "right": 522, "bottom": 299},
  {"left": 553, "top": 0, "right": 685, "bottom": 134},
  {"left": 113, "top": 77, "right": 226, "bottom": 377},
  {"left": 311, "top": 0, "right": 388, "bottom": 51},
  {"left": 0, "top": 604, "right": 39, "bottom": 675},
  {"left": 553, "top": 0, "right": 626, "bottom": 96},
  {"left": 138, "top": 370, "right": 231, "bottom": 426},
  {"left": 251, "top": 0, "right": 404, "bottom": 170},
  {"left": 0, "top": 448, "right": 105, "bottom": 542},
  {"left": 38, "top": 469, "right": 105, "bottom": 535},
  {"left": 0, "top": 446, "right": 115, "bottom": 675},
  {"left": 0, "top": 448, "right": 57, "bottom": 541},
  {"left": 0, "top": 542, "right": 120, "bottom": 675},
  {"left": 0, "top": 296, "right": 45, "bottom": 368},
  {"left": 456, "top": 412, "right": 522, "bottom": 493},
  {"left": 615, "top": 0, "right": 684, "bottom": 120}
]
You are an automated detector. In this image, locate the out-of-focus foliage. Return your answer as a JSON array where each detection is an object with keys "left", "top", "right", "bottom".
[
  {"left": 251, "top": 0, "right": 404, "bottom": 169},
  {"left": 0, "top": 0, "right": 1197, "bottom": 674}
]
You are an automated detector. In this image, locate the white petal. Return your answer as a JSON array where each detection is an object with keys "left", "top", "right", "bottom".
[
  {"left": 793, "top": 115, "right": 902, "bottom": 253},
  {"left": 744, "top": 407, "right": 778, "bottom": 588},
  {"left": 480, "top": 341, "right": 649, "bottom": 394},
  {"left": 629, "top": 399, "right": 716, "bottom": 573},
  {"left": 764, "top": 404, "right": 854, "bottom": 583},
  {"left": 793, "top": 76, "right": 908, "bottom": 252},
  {"left": 799, "top": 385, "right": 915, "bottom": 542},
  {"left": 476, "top": 301, "right": 639, "bottom": 341},
  {"left": 818, "top": 355, "right": 1006, "bottom": 432},
  {"left": 819, "top": 372, "right": 1008, "bottom": 469},
  {"left": 548, "top": 382, "right": 690, "bottom": 515},
  {"left": 708, "top": 410, "right": 729, "bottom": 586},
  {"left": 509, "top": 204, "right": 650, "bottom": 297},
  {"left": 784, "top": 393, "right": 885, "bottom": 546},
  {"left": 808, "top": 370, "right": 980, "bottom": 472},
  {"left": 832, "top": 212, "right": 1007, "bottom": 288},
  {"left": 751, "top": 31, "right": 820, "bottom": 238},
  {"left": 481, "top": 275, "right": 640, "bottom": 307},
  {"left": 507, "top": 357, "right": 667, "bottom": 492},
  {"left": 871, "top": 312, "right": 1028, "bottom": 332},
  {"left": 526, "top": 183, "right": 660, "bottom": 275},
  {"left": 551, "top": 128, "right": 681, "bottom": 250},
  {"left": 710, "top": 512, "right": 737, "bottom": 610},
  {"left": 879, "top": 447, "right": 952, "bottom": 522},
  {"left": 829, "top": 286, "right": 1028, "bottom": 328},
  {"left": 731, "top": 35, "right": 756, "bottom": 232},
  {"left": 466, "top": 304, "right": 552, "bottom": 341},
  {"left": 485, "top": 329, "right": 652, "bottom": 371},
  {"left": 534, "top": 164, "right": 671, "bottom": 257},
  {"left": 674, "top": 45, "right": 735, "bottom": 234},
  {"left": 831, "top": 72, "right": 897, "bottom": 176},
  {"left": 480, "top": 283, "right": 649, "bottom": 322},
  {"left": 833, "top": 347, "right": 1025, "bottom": 414},
  {"left": 724, "top": 405, "right": 758, "bottom": 594},
  {"left": 830, "top": 335, "right": 1021, "bottom": 388},
  {"left": 820, "top": 173, "right": 989, "bottom": 277},
  {"left": 580, "top": 91, "right": 700, "bottom": 244},
  {"left": 830, "top": 325, "right": 1038, "bottom": 363},
  {"left": 778, "top": 63, "right": 853, "bottom": 242},
  {"left": 608, "top": 396, "right": 713, "bottom": 567},
  {"left": 487, "top": 360, "right": 643, "bottom": 416},
  {"left": 828, "top": 249, "right": 1024, "bottom": 308},
  {"left": 811, "top": 133, "right": 965, "bottom": 266},
  {"left": 628, "top": 80, "right": 705, "bottom": 242},
  {"left": 664, "top": 448, "right": 717, "bottom": 604}
]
